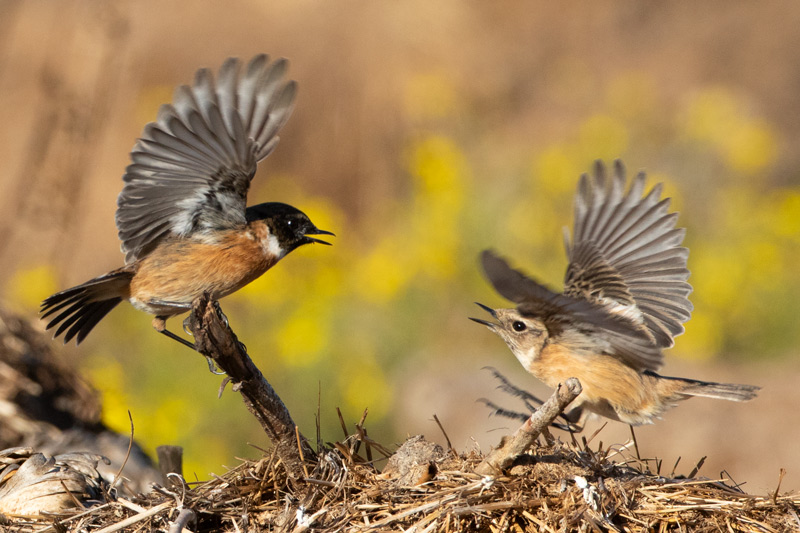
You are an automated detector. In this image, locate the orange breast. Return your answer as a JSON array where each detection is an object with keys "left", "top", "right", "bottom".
[
  {"left": 128, "top": 224, "right": 276, "bottom": 316},
  {"left": 530, "top": 343, "right": 663, "bottom": 424}
]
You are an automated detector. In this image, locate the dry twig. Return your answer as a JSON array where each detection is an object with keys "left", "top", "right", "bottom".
[
  {"left": 187, "top": 294, "right": 315, "bottom": 481},
  {"left": 475, "top": 378, "right": 582, "bottom": 475}
]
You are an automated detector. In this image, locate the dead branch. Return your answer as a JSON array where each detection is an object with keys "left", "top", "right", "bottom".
[
  {"left": 187, "top": 294, "right": 315, "bottom": 481},
  {"left": 475, "top": 378, "right": 582, "bottom": 476}
]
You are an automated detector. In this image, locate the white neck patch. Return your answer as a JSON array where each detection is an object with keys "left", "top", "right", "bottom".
[
  {"left": 263, "top": 233, "right": 285, "bottom": 259},
  {"left": 513, "top": 345, "right": 538, "bottom": 370}
]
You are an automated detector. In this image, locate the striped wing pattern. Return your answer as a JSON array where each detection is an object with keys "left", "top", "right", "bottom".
[
  {"left": 564, "top": 160, "right": 693, "bottom": 350},
  {"left": 116, "top": 55, "right": 297, "bottom": 263}
]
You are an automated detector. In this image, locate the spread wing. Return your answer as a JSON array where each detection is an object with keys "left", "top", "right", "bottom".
[
  {"left": 481, "top": 250, "right": 664, "bottom": 371},
  {"left": 116, "top": 54, "right": 296, "bottom": 263},
  {"left": 563, "top": 160, "right": 693, "bottom": 352}
]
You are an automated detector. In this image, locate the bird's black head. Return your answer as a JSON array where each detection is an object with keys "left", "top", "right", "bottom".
[{"left": 246, "top": 202, "right": 334, "bottom": 255}]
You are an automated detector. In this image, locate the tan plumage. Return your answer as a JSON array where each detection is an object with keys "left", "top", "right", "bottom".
[{"left": 473, "top": 160, "right": 759, "bottom": 426}]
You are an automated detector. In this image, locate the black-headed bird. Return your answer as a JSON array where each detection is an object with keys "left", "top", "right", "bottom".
[{"left": 41, "top": 55, "right": 333, "bottom": 348}]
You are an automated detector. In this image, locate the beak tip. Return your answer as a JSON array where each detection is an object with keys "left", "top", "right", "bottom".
[
  {"left": 474, "top": 302, "right": 498, "bottom": 319},
  {"left": 304, "top": 227, "right": 335, "bottom": 245},
  {"left": 305, "top": 229, "right": 335, "bottom": 246},
  {"left": 469, "top": 316, "right": 495, "bottom": 328}
]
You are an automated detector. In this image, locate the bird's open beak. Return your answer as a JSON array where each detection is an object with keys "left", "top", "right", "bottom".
[
  {"left": 469, "top": 302, "right": 500, "bottom": 330},
  {"left": 304, "top": 228, "right": 335, "bottom": 246}
]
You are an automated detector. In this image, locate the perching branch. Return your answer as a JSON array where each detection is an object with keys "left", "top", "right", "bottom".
[
  {"left": 187, "top": 294, "right": 315, "bottom": 480},
  {"left": 475, "top": 378, "right": 582, "bottom": 476}
]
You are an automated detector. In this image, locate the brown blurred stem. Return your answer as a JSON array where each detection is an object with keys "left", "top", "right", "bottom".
[
  {"left": 475, "top": 378, "right": 582, "bottom": 476},
  {"left": 187, "top": 293, "right": 315, "bottom": 480},
  {"left": 156, "top": 445, "right": 184, "bottom": 488}
]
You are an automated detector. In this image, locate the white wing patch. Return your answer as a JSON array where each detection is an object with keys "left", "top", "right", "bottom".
[{"left": 597, "top": 298, "right": 645, "bottom": 325}]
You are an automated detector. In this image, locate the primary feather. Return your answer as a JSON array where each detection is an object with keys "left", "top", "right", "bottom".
[{"left": 116, "top": 55, "right": 297, "bottom": 263}]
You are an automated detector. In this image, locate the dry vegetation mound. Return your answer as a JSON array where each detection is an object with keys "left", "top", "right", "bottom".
[{"left": 5, "top": 432, "right": 799, "bottom": 532}]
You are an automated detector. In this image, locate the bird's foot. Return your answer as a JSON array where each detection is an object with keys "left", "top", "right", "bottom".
[
  {"left": 211, "top": 300, "right": 229, "bottom": 328},
  {"left": 205, "top": 356, "right": 226, "bottom": 375},
  {"left": 182, "top": 316, "right": 194, "bottom": 336}
]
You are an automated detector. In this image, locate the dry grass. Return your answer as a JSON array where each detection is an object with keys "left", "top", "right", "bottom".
[{"left": 6, "top": 431, "right": 798, "bottom": 532}]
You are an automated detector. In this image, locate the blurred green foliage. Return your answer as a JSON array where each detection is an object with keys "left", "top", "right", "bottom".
[{"left": 6, "top": 69, "right": 799, "bottom": 479}]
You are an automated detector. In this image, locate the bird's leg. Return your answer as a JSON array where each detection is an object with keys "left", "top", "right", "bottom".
[
  {"left": 152, "top": 316, "right": 224, "bottom": 375},
  {"left": 153, "top": 316, "right": 196, "bottom": 349}
]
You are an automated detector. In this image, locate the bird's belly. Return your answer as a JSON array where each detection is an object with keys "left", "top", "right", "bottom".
[
  {"left": 128, "top": 235, "right": 274, "bottom": 316},
  {"left": 530, "top": 344, "right": 660, "bottom": 425}
]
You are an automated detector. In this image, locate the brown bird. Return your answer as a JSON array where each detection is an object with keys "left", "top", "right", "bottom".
[
  {"left": 41, "top": 55, "right": 333, "bottom": 349},
  {"left": 472, "top": 160, "right": 759, "bottom": 426}
]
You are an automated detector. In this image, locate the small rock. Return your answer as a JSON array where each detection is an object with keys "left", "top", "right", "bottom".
[{"left": 379, "top": 435, "right": 445, "bottom": 487}]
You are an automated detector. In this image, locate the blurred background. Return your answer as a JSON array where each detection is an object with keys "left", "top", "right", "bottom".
[{"left": 1, "top": 1, "right": 799, "bottom": 493}]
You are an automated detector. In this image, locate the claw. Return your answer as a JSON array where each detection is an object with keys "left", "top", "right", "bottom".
[
  {"left": 182, "top": 316, "right": 194, "bottom": 336},
  {"left": 205, "top": 356, "right": 226, "bottom": 375},
  {"left": 212, "top": 301, "right": 229, "bottom": 328}
]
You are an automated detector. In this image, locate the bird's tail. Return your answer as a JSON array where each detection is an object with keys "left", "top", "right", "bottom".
[
  {"left": 679, "top": 380, "right": 760, "bottom": 402},
  {"left": 648, "top": 371, "right": 760, "bottom": 402},
  {"left": 41, "top": 268, "right": 134, "bottom": 344}
]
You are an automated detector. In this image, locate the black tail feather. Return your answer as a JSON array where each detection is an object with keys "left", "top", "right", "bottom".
[
  {"left": 67, "top": 299, "right": 122, "bottom": 343},
  {"left": 41, "top": 269, "right": 132, "bottom": 344},
  {"left": 52, "top": 299, "right": 92, "bottom": 336}
]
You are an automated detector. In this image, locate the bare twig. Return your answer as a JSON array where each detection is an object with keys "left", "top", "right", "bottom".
[
  {"left": 688, "top": 456, "right": 706, "bottom": 479},
  {"left": 109, "top": 411, "right": 135, "bottom": 492},
  {"left": 187, "top": 294, "right": 315, "bottom": 481},
  {"left": 93, "top": 501, "right": 172, "bottom": 533},
  {"left": 772, "top": 468, "right": 786, "bottom": 504},
  {"left": 474, "top": 378, "right": 582, "bottom": 476},
  {"left": 432, "top": 414, "right": 453, "bottom": 453},
  {"left": 336, "top": 408, "right": 349, "bottom": 440},
  {"left": 295, "top": 426, "right": 310, "bottom": 479}
]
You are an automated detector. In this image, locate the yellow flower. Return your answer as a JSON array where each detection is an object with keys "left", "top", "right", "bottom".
[
  {"left": 774, "top": 190, "right": 800, "bottom": 240},
  {"left": 84, "top": 356, "right": 133, "bottom": 436},
  {"left": 338, "top": 351, "right": 393, "bottom": 419},
  {"left": 6, "top": 265, "right": 58, "bottom": 312},
  {"left": 674, "top": 310, "right": 722, "bottom": 360},
  {"left": 725, "top": 121, "right": 777, "bottom": 174},
  {"left": 276, "top": 305, "right": 331, "bottom": 367},
  {"left": 533, "top": 147, "right": 582, "bottom": 197},
  {"left": 683, "top": 89, "right": 777, "bottom": 175}
]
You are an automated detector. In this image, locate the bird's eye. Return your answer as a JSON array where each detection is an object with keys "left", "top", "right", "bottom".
[{"left": 512, "top": 321, "right": 527, "bottom": 332}]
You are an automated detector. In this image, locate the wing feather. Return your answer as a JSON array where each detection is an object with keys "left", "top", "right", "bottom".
[
  {"left": 116, "top": 55, "right": 296, "bottom": 263},
  {"left": 481, "top": 250, "right": 664, "bottom": 371},
  {"left": 564, "top": 160, "right": 692, "bottom": 353}
]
